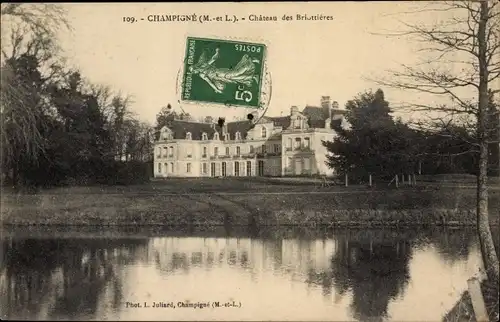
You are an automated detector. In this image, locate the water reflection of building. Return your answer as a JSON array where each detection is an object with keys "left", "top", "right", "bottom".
[{"left": 149, "top": 237, "right": 337, "bottom": 279}]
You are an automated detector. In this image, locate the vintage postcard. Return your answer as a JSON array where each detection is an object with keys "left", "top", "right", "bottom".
[{"left": 1, "top": 1, "right": 499, "bottom": 322}]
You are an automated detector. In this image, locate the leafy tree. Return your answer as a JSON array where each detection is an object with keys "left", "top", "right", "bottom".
[{"left": 323, "top": 89, "right": 419, "bottom": 181}]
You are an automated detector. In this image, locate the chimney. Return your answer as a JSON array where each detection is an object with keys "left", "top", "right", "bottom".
[
  {"left": 290, "top": 106, "right": 299, "bottom": 115},
  {"left": 321, "top": 96, "right": 332, "bottom": 110}
]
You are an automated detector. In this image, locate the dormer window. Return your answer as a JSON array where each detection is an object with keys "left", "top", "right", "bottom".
[
  {"left": 202, "top": 132, "right": 208, "bottom": 141},
  {"left": 224, "top": 133, "right": 230, "bottom": 141},
  {"left": 235, "top": 132, "right": 241, "bottom": 140},
  {"left": 186, "top": 132, "right": 192, "bottom": 140},
  {"left": 294, "top": 118, "right": 301, "bottom": 129},
  {"left": 261, "top": 126, "right": 267, "bottom": 138},
  {"left": 214, "top": 132, "right": 219, "bottom": 140}
]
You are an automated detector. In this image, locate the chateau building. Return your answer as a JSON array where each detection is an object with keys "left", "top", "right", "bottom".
[{"left": 153, "top": 96, "right": 348, "bottom": 178}]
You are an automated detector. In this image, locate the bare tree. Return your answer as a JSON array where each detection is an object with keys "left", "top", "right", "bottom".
[{"left": 371, "top": 1, "right": 499, "bottom": 284}]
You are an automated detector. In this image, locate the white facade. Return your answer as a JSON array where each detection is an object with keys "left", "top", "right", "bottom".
[{"left": 153, "top": 99, "right": 346, "bottom": 178}]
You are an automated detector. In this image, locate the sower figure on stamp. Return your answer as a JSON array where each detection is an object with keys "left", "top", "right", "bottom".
[{"left": 189, "top": 48, "right": 260, "bottom": 94}]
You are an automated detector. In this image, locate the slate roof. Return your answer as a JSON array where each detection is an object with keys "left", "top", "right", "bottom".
[{"left": 159, "top": 105, "right": 346, "bottom": 140}]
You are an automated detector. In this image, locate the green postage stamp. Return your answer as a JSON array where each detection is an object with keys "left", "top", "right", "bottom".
[{"left": 181, "top": 37, "right": 267, "bottom": 109}]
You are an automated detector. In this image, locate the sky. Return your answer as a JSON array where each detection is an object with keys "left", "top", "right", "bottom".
[{"left": 12, "top": 2, "right": 481, "bottom": 125}]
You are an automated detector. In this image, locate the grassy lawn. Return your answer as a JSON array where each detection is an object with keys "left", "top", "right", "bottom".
[{"left": 1, "top": 177, "right": 499, "bottom": 227}]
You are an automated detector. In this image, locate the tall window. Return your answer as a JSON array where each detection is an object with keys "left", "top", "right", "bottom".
[
  {"left": 158, "top": 163, "right": 162, "bottom": 173},
  {"left": 164, "top": 163, "right": 168, "bottom": 173},
  {"left": 304, "top": 137, "right": 310, "bottom": 149},
  {"left": 203, "top": 146, "right": 207, "bottom": 157},
  {"left": 157, "top": 147, "right": 161, "bottom": 158},
  {"left": 246, "top": 161, "right": 252, "bottom": 176},
  {"left": 261, "top": 126, "right": 267, "bottom": 138},
  {"left": 249, "top": 145, "right": 254, "bottom": 153},
  {"left": 235, "top": 161, "right": 240, "bottom": 176},
  {"left": 236, "top": 132, "right": 241, "bottom": 140},
  {"left": 202, "top": 133, "right": 208, "bottom": 140},
  {"left": 186, "top": 163, "right": 191, "bottom": 173},
  {"left": 303, "top": 158, "right": 310, "bottom": 170},
  {"left": 294, "top": 138, "right": 301, "bottom": 149},
  {"left": 226, "top": 147, "right": 230, "bottom": 155},
  {"left": 222, "top": 162, "right": 227, "bottom": 177},
  {"left": 163, "top": 147, "right": 168, "bottom": 157},
  {"left": 274, "top": 144, "right": 280, "bottom": 153},
  {"left": 214, "top": 147, "right": 218, "bottom": 156},
  {"left": 214, "top": 132, "right": 219, "bottom": 140},
  {"left": 169, "top": 146, "right": 174, "bottom": 157},
  {"left": 170, "top": 163, "right": 174, "bottom": 173},
  {"left": 236, "top": 146, "right": 241, "bottom": 156},
  {"left": 202, "top": 163, "right": 208, "bottom": 174}
]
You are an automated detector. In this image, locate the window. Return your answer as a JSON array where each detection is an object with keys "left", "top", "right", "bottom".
[
  {"left": 158, "top": 163, "right": 162, "bottom": 173},
  {"left": 214, "top": 147, "right": 219, "bottom": 156},
  {"left": 261, "top": 127, "right": 267, "bottom": 138},
  {"left": 210, "top": 163, "right": 216, "bottom": 177},
  {"left": 202, "top": 146, "right": 207, "bottom": 157},
  {"left": 246, "top": 161, "right": 252, "bottom": 176},
  {"left": 170, "top": 163, "right": 174, "bottom": 173},
  {"left": 222, "top": 162, "right": 227, "bottom": 177},
  {"left": 163, "top": 147, "right": 168, "bottom": 157},
  {"left": 235, "top": 132, "right": 241, "bottom": 140},
  {"left": 236, "top": 146, "right": 241, "bottom": 156},
  {"left": 304, "top": 137, "right": 310, "bottom": 149},
  {"left": 224, "top": 133, "right": 230, "bottom": 141},
  {"left": 235, "top": 161, "right": 240, "bottom": 176},
  {"left": 274, "top": 144, "right": 280, "bottom": 153},
  {"left": 202, "top": 163, "right": 208, "bottom": 174},
  {"left": 169, "top": 146, "right": 174, "bottom": 157},
  {"left": 157, "top": 147, "right": 161, "bottom": 158},
  {"left": 214, "top": 132, "right": 219, "bottom": 140},
  {"left": 294, "top": 118, "right": 301, "bottom": 129},
  {"left": 187, "top": 163, "right": 191, "bottom": 173},
  {"left": 202, "top": 133, "right": 208, "bottom": 140},
  {"left": 303, "top": 158, "right": 310, "bottom": 170},
  {"left": 294, "top": 138, "right": 301, "bottom": 149},
  {"left": 226, "top": 147, "right": 230, "bottom": 155},
  {"left": 186, "top": 132, "right": 192, "bottom": 140},
  {"left": 249, "top": 145, "right": 254, "bottom": 153}
]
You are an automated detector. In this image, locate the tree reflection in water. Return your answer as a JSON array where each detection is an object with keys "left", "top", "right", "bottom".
[
  {"left": 0, "top": 238, "right": 148, "bottom": 320},
  {"left": 307, "top": 229, "right": 416, "bottom": 321}
]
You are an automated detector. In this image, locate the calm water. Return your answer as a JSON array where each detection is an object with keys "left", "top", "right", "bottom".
[{"left": 1, "top": 226, "right": 498, "bottom": 321}]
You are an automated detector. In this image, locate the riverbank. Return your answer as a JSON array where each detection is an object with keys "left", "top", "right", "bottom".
[
  {"left": 1, "top": 178, "right": 499, "bottom": 227},
  {"left": 443, "top": 278, "right": 499, "bottom": 322}
]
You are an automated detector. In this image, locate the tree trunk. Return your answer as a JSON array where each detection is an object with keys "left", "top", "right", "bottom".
[{"left": 476, "top": 0, "right": 500, "bottom": 285}]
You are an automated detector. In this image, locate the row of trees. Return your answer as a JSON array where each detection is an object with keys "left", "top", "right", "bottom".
[
  {"left": 1, "top": 4, "right": 153, "bottom": 187},
  {"left": 323, "top": 88, "right": 499, "bottom": 180}
]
